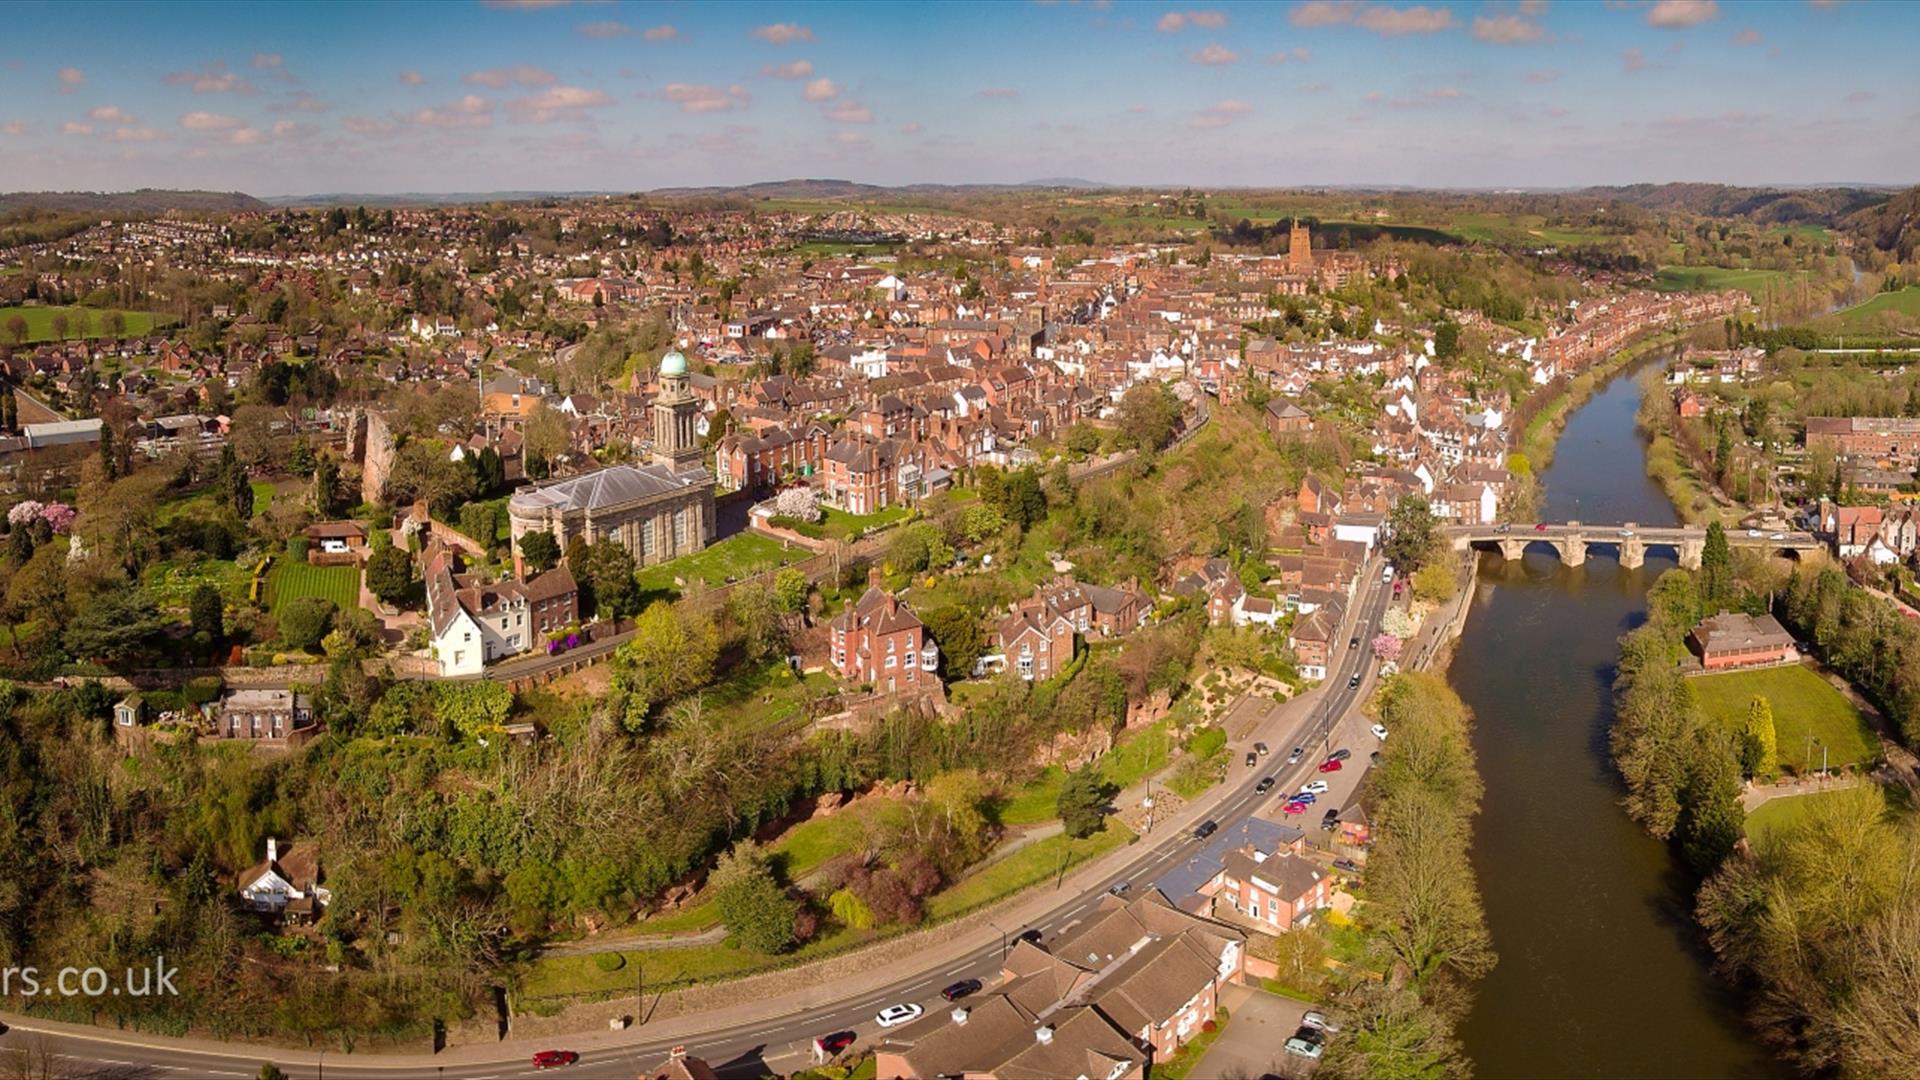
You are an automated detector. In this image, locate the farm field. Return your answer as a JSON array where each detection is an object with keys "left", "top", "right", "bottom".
[
  {"left": 1819, "top": 286, "right": 1920, "bottom": 332},
  {"left": 1690, "top": 663, "right": 1879, "bottom": 772},
  {"left": 266, "top": 561, "right": 361, "bottom": 616},
  {"left": 1652, "top": 265, "right": 1796, "bottom": 294},
  {"left": 0, "top": 305, "right": 171, "bottom": 343}
]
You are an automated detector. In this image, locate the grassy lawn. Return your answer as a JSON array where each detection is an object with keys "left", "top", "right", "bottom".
[
  {"left": 768, "top": 798, "right": 909, "bottom": 880},
  {"left": 1652, "top": 265, "right": 1796, "bottom": 295},
  {"left": 1745, "top": 785, "right": 1891, "bottom": 846},
  {"left": 144, "top": 557, "right": 253, "bottom": 609},
  {"left": 635, "top": 530, "right": 808, "bottom": 601},
  {"left": 266, "top": 562, "right": 361, "bottom": 616},
  {"left": 925, "top": 822, "right": 1134, "bottom": 922},
  {"left": 155, "top": 479, "right": 277, "bottom": 524},
  {"left": 518, "top": 923, "right": 878, "bottom": 1003},
  {"left": 996, "top": 719, "right": 1177, "bottom": 827},
  {"left": 251, "top": 480, "right": 276, "bottom": 518},
  {"left": 1153, "top": 1008, "right": 1230, "bottom": 1080},
  {"left": 0, "top": 304, "right": 172, "bottom": 342},
  {"left": 1821, "top": 286, "right": 1920, "bottom": 332},
  {"left": 704, "top": 662, "right": 837, "bottom": 732},
  {"left": 1691, "top": 664, "right": 1879, "bottom": 772}
]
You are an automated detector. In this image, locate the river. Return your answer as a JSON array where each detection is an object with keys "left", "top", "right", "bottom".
[{"left": 1450, "top": 359, "right": 1783, "bottom": 1077}]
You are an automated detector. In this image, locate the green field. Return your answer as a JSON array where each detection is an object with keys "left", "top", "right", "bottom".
[
  {"left": 925, "top": 822, "right": 1134, "bottom": 921},
  {"left": 780, "top": 505, "right": 911, "bottom": 543},
  {"left": 266, "top": 562, "right": 361, "bottom": 616},
  {"left": 996, "top": 719, "right": 1178, "bottom": 826},
  {"left": 0, "top": 305, "right": 172, "bottom": 343},
  {"left": 1821, "top": 287, "right": 1920, "bottom": 332},
  {"left": 1691, "top": 663, "right": 1879, "bottom": 772},
  {"left": 1653, "top": 265, "right": 1796, "bottom": 295},
  {"left": 1745, "top": 784, "right": 1890, "bottom": 846},
  {"left": 634, "top": 530, "right": 809, "bottom": 601},
  {"left": 703, "top": 662, "right": 837, "bottom": 732},
  {"left": 155, "top": 479, "right": 278, "bottom": 525},
  {"left": 767, "top": 797, "right": 911, "bottom": 880}
]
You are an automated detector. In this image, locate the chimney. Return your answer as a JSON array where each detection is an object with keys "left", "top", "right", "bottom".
[
  {"left": 669, "top": 1046, "right": 687, "bottom": 1061},
  {"left": 867, "top": 565, "right": 883, "bottom": 590},
  {"left": 1035, "top": 1025, "right": 1054, "bottom": 1045},
  {"left": 951, "top": 1007, "right": 969, "bottom": 1026},
  {"left": 266, "top": 837, "right": 278, "bottom": 865}
]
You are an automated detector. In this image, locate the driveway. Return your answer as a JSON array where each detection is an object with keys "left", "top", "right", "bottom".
[{"left": 1188, "top": 983, "right": 1317, "bottom": 1079}]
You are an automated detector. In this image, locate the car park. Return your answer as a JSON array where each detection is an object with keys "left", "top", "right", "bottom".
[
  {"left": 1193, "top": 820, "right": 1218, "bottom": 840},
  {"left": 942, "top": 979, "right": 982, "bottom": 1001},
  {"left": 1300, "top": 780, "right": 1330, "bottom": 796},
  {"left": 876, "top": 1003, "right": 924, "bottom": 1028},
  {"left": 1319, "top": 758, "right": 1343, "bottom": 773},
  {"left": 532, "top": 1051, "right": 580, "bottom": 1069},
  {"left": 1255, "top": 776, "right": 1276, "bottom": 793},
  {"left": 1284, "top": 1030, "right": 1325, "bottom": 1059}
]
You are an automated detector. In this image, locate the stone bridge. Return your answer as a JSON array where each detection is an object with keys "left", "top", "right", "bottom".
[{"left": 1446, "top": 523, "right": 1821, "bottom": 570}]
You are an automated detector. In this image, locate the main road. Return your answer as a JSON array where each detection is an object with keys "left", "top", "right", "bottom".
[{"left": 1, "top": 558, "right": 1396, "bottom": 1080}]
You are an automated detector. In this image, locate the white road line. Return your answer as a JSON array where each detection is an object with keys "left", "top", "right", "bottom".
[{"left": 945, "top": 963, "right": 970, "bottom": 975}]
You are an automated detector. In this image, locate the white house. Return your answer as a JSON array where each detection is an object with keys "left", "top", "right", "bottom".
[{"left": 237, "top": 837, "right": 331, "bottom": 923}]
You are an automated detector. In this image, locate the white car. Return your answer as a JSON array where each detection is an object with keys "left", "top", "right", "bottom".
[
  {"left": 875, "top": 1003, "right": 923, "bottom": 1028},
  {"left": 1284, "top": 1033, "right": 1325, "bottom": 1059},
  {"left": 1370, "top": 724, "right": 1389, "bottom": 740},
  {"left": 1299, "top": 780, "right": 1330, "bottom": 796},
  {"left": 1747, "top": 529, "right": 1761, "bottom": 538},
  {"left": 1302, "top": 1010, "right": 1331, "bottom": 1031},
  {"left": 1381, "top": 564, "right": 1395, "bottom": 583}
]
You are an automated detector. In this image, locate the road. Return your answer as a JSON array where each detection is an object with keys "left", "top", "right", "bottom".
[{"left": 0, "top": 559, "right": 1396, "bottom": 1080}]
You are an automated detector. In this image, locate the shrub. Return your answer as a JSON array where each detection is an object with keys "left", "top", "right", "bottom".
[
  {"left": 593, "top": 952, "right": 626, "bottom": 973},
  {"left": 286, "top": 536, "right": 309, "bottom": 561}
]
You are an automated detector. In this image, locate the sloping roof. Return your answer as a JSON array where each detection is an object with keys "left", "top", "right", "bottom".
[{"left": 508, "top": 463, "right": 703, "bottom": 516}]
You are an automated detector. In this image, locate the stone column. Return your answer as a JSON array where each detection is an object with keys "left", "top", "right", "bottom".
[{"left": 1618, "top": 538, "right": 1645, "bottom": 569}]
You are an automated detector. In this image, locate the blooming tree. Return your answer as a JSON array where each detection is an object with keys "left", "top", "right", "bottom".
[
  {"left": 1372, "top": 633, "right": 1404, "bottom": 663},
  {"left": 1381, "top": 605, "right": 1418, "bottom": 638},
  {"left": 38, "top": 502, "right": 75, "bottom": 534},
  {"left": 774, "top": 485, "right": 823, "bottom": 524},
  {"left": 7, "top": 500, "right": 43, "bottom": 529}
]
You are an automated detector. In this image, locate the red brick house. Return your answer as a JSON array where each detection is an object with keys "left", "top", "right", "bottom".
[
  {"left": 829, "top": 571, "right": 938, "bottom": 694},
  {"left": 1264, "top": 398, "right": 1313, "bottom": 437},
  {"left": 1201, "top": 849, "right": 1330, "bottom": 931},
  {"left": 1688, "top": 612, "right": 1797, "bottom": 670}
]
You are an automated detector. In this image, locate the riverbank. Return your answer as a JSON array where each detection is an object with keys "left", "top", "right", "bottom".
[{"left": 1518, "top": 330, "right": 1688, "bottom": 474}]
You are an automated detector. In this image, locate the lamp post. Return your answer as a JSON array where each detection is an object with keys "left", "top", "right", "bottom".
[{"left": 989, "top": 919, "right": 1008, "bottom": 959}]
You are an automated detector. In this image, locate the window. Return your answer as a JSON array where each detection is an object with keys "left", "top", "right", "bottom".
[{"left": 673, "top": 509, "right": 687, "bottom": 550}]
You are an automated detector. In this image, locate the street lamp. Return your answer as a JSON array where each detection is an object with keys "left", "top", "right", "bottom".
[{"left": 989, "top": 919, "right": 1008, "bottom": 958}]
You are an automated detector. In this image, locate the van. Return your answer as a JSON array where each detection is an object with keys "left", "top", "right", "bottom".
[{"left": 1382, "top": 564, "right": 1395, "bottom": 583}]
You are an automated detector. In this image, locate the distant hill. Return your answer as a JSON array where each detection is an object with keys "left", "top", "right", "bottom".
[
  {"left": 1844, "top": 184, "right": 1920, "bottom": 262},
  {"left": 264, "top": 191, "right": 621, "bottom": 208},
  {"left": 0, "top": 189, "right": 269, "bottom": 214},
  {"left": 1576, "top": 183, "right": 1893, "bottom": 226},
  {"left": 649, "top": 177, "right": 1114, "bottom": 200}
]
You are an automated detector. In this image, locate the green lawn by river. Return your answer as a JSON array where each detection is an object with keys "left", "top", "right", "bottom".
[{"left": 1690, "top": 663, "right": 1879, "bottom": 772}]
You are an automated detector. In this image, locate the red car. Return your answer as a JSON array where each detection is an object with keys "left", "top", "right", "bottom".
[
  {"left": 532, "top": 1050, "right": 579, "bottom": 1069},
  {"left": 1534, "top": 522, "right": 1549, "bottom": 533},
  {"left": 816, "top": 1031, "right": 857, "bottom": 1056},
  {"left": 1282, "top": 800, "right": 1309, "bottom": 814},
  {"left": 1318, "top": 758, "right": 1343, "bottom": 773}
]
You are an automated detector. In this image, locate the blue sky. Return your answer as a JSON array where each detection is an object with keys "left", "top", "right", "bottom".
[{"left": 0, "top": 0, "right": 1914, "bottom": 195}]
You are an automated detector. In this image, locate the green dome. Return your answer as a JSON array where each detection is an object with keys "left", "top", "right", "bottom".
[{"left": 660, "top": 349, "right": 688, "bottom": 377}]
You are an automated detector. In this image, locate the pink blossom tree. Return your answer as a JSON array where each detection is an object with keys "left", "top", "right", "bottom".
[{"left": 1372, "top": 633, "right": 1404, "bottom": 663}]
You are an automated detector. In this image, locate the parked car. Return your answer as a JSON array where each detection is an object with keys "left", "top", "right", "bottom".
[
  {"left": 532, "top": 1051, "right": 580, "bottom": 1069},
  {"left": 1290, "top": 790, "right": 1318, "bottom": 805},
  {"left": 1370, "top": 750, "right": 1382, "bottom": 764},
  {"left": 1382, "top": 564, "right": 1395, "bottom": 582},
  {"left": 1495, "top": 522, "right": 1511, "bottom": 534},
  {"left": 1193, "top": 820, "right": 1219, "bottom": 840},
  {"left": 1322, "top": 807, "right": 1341, "bottom": 824},
  {"left": 1328, "top": 748, "right": 1352, "bottom": 761},
  {"left": 1332, "top": 859, "right": 1363, "bottom": 875},
  {"left": 1284, "top": 1030, "right": 1325, "bottom": 1059},
  {"left": 1283, "top": 800, "right": 1309, "bottom": 815},
  {"left": 1619, "top": 528, "right": 1635, "bottom": 537},
  {"left": 1256, "top": 776, "right": 1276, "bottom": 793},
  {"left": 941, "top": 979, "right": 982, "bottom": 1002},
  {"left": 1319, "top": 758, "right": 1343, "bottom": 773},
  {"left": 1245, "top": 751, "right": 1258, "bottom": 767},
  {"left": 814, "top": 1032, "right": 857, "bottom": 1056},
  {"left": 1300, "top": 780, "right": 1330, "bottom": 796},
  {"left": 1287, "top": 747, "right": 1305, "bottom": 764},
  {"left": 875, "top": 1003, "right": 924, "bottom": 1028},
  {"left": 1302, "top": 1011, "right": 1331, "bottom": 1031},
  {"left": 1255, "top": 742, "right": 1269, "bottom": 756},
  {"left": 1370, "top": 724, "right": 1389, "bottom": 740}
]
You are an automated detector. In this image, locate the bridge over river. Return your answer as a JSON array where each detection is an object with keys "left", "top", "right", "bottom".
[{"left": 1446, "top": 522, "right": 1821, "bottom": 570}]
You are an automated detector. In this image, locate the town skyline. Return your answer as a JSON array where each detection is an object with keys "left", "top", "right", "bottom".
[{"left": 2, "top": 0, "right": 1917, "bottom": 195}]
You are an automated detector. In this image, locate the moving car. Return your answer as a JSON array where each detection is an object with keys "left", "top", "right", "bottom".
[
  {"left": 1370, "top": 724, "right": 1389, "bottom": 740},
  {"left": 1318, "top": 758, "right": 1343, "bottom": 773},
  {"left": 942, "top": 979, "right": 982, "bottom": 1001},
  {"left": 1328, "top": 748, "right": 1352, "bottom": 761},
  {"left": 1619, "top": 528, "right": 1634, "bottom": 537},
  {"left": 1535, "top": 522, "right": 1550, "bottom": 532},
  {"left": 532, "top": 1051, "right": 580, "bottom": 1069},
  {"left": 1284, "top": 1030, "right": 1325, "bottom": 1059},
  {"left": 814, "top": 1032, "right": 857, "bottom": 1056},
  {"left": 1287, "top": 747, "right": 1305, "bottom": 764},
  {"left": 1193, "top": 820, "right": 1219, "bottom": 840},
  {"left": 1348, "top": 673, "right": 1362, "bottom": 689},
  {"left": 1495, "top": 522, "right": 1511, "bottom": 534},
  {"left": 1770, "top": 532, "right": 1787, "bottom": 540},
  {"left": 1349, "top": 636, "right": 1360, "bottom": 649},
  {"left": 1747, "top": 528, "right": 1762, "bottom": 538},
  {"left": 1017, "top": 928, "right": 1043, "bottom": 944},
  {"left": 1300, "top": 780, "right": 1330, "bottom": 796},
  {"left": 1255, "top": 776, "right": 1276, "bottom": 794},
  {"left": 1108, "top": 880, "right": 1130, "bottom": 897},
  {"left": 1382, "top": 564, "right": 1395, "bottom": 582},
  {"left": 876, "top": 1003, "right": 924, "bottom": 1028}
]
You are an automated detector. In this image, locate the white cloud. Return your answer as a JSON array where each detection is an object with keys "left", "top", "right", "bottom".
[
  {"left": 343, "top": 115, "right": 398, "bottom": 135},
  {"left": 1157, "top": 10, "right": 1228, "bottom": 32},
  {"left": 465, "top": 65, "right": 557, "bottom": 89},
  {"left": 1190, "top": 43, "right": 1240, "bottom": 64},
  {"left": 1519, "top": 0, "right": 1547, "bottom": 13},
  {"left": 1731, "top": 27, "right": 1761, "bottom": 46},
  {"left": 1474, "top": 14, "right": 1543, "bottom": 43},
  {"left": 164, "top": 63, "right": 254, "bottom": 94},
  {"left": 804, "top": 78, "right": 840, "bottom": 101},
  {"left": 1191, "top": 99, "right": 1252, "bottom": 128},
  {"left": 508, "top": 85, "right": 614, "bottom": 122},
  {"left": 415, "top": 94, "right": 495, "bottom": 128},
  {"left": 88, "top": 105, "right": 134, "bottom": 123},
  {"left": 765, "top": 60, "right": 815, "bottom": 79},
  {"left": 271, "top": 119, "right": 301, "bottom": 136},
  {"left": 253, "top": 53, "right": 283, "bottom": 69},
  {"left": 1, "top": 121, "right": 27, "bottom": 136},
  {"left": 228, "top": 127, "right": 264, "bottom": 145},
  {"left": 282, "top": 91, "right": 330, "bottom": 113},
  {"left": 61, "top": 121, "right": 94, "bottom": 136},
  {"left": 644, "top": 25, "right": 679, "bottom": 41},
  {"left": 827, "top": 100, "right": 873, "bottom": 124},
  {"left": 577, "top": 21, "right": 632, "bottom": 39},
  {"left": 399, "top": 71, "right": 426, "bottom": 86},
  {"left": 662, "top": 83, "right": 750, "bottom": 114},
  {"left": 1357, "top": 5, "right": 1454, "bottom": 35},
  {"left": 1289, "top": 1, "right": 1356, "bottom": 27},
  {"left": 1267, "top": 47, "right": 1313, "bottom": 63},
  {"left": 899, "top": 121, "right": 923, "bottom": 134},
  {"left": 1646, "top": 0, "right": 1718, "bottom": 28},
  {"left": 1621, "top": 47, "right": 1648, "bottom": 71},
  {"left": 832, "top": 130, "right": 868, "bottom": 147},
  {"left": 179, "top": 111, "right": 243, "bottom": 131},
  {"left": 57, "top": 67, "right": 85, "bottom": 89},
  {"left": 112, "top": 126, "right": 159, "bottom": 142},
  {"left": 753, "top": 23, "right": 814, "bottom": 45}
]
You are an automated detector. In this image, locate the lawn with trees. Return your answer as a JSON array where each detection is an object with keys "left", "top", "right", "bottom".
[
  {"left": 0, "top": 304, "right": 170, "bottom": 343},
  {"left": 1690, "top": 663, "right": 1878, "bottom": 773},
  {"left": 266, "top": 561, "right": 361, "bottom": 617}
]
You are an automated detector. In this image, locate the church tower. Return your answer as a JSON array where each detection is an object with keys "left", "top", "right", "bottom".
[
  {"left": 1288, "top": 218, "right": 1314, "bottom": 273},
  {"left": 651, "top": 349, "right": 705, "bottom": 473}
]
